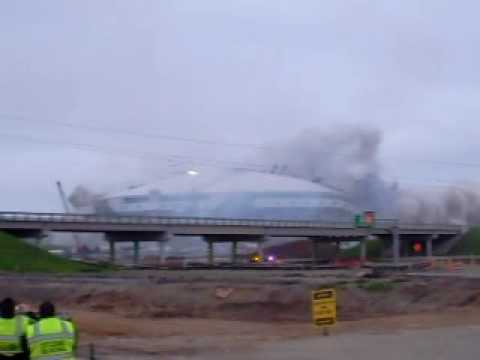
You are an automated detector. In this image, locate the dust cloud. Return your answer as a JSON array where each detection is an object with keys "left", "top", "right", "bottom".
[
  {"left": 259, "top": 126, "right": 397, "bottom": 217},
  {"left": 398, "top": 186, "right": 480, "bottom": 225},
  {"left": 68, "top": 125, "right": 480, "bottom": 225},
  {"left": 259, "top": 125, "right": 480, "bottom": 224}
]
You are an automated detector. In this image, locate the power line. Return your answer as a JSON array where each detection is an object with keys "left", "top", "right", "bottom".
[
  {"left": 2, "top": 131, "right": 478, "bottom": 192},
  {"left": 384, "top": 176, "right": 480, "bottom": 190},
  {"left": 380, "top": 156, "right": 480, "bottom": 170},
  {"left": 6, "top": 113, "right": 480, "bottom": 170},
  {"left": 415, "top": 159, "right": 480, "bottom": 169},
  {"left": 5, "top": 113, "right": 480, "bottom": 171},
  {"left": 0, "top": 131, "right": 270, "bottom": 171},
  {"left": 0, "top": 113, "right": 269, "bottom": 150},
  {"left": 4, "top": 112, "right": 480, "bottom": 175}
]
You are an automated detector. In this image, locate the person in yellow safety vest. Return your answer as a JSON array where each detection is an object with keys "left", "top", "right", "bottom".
[
  {"left": 25, "top": 302, "right": 76, "bottom": 360},
  {"left": 0, "top": 298, "right": 30, "bottom": 360}
]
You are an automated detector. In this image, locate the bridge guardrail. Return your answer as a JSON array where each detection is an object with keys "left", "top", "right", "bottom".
[
  {"left": 0, "top": 212, "right": 357, "bottom": 228},
  {"left": 0, "top": 211, "right": 465, "bottom": 232}
]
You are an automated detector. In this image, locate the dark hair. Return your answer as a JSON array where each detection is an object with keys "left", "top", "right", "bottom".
[
  {"left": 0, "top": 298, "right": 15, "bottom": 318},
  {"left": 25, "top": 311, "right": 38, "bottom": 321},
  {"left": 39, "top": 302, "right": 55, "bottom": 318}
]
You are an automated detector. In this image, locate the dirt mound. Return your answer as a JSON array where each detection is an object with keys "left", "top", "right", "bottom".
[
  {"left": 4, "top": 274, "right": 480, "bottom": 324},
  {"left": 71, "top": 279, "right": 480, "bottom": 322}
]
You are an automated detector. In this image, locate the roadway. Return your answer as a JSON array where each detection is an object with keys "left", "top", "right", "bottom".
[{"left": 204, "top": 325, "right": 480, "bottom": 360}]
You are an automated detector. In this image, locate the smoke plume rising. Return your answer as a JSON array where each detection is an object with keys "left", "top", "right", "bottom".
[
  {"left": 259, "top": 126, "right": 397, "bottom": 217},
  {"left": 70, "top": 125, "right": 480, "bottom": 225},
  {"left": 260, "top": 125, "right": 480, "bottom": 224},
  {"left": 398, "top": 186, "right": 480, "bottom": 225}
]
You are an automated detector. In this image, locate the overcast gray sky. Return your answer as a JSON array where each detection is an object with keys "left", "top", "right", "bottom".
[{"left": 1, "top": 0, "right": 480, "bottom": 211}]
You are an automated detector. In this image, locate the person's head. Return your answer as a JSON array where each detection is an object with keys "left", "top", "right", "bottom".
[
  {"left": 0, "top": 298, "right": 16, "bottom": 318},
  {"left": 38, "top": 302, "right": 55, "bottom": 318}
]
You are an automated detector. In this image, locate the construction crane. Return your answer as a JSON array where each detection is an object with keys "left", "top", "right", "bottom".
[
  {"left": 56, "top": 181, "right": 81, "bottom": 252},
  {"left": 56, "top": 181, "right": 71, "bottom": 213}
]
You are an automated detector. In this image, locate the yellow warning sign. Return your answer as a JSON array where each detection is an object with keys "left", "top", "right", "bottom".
[{"left": 312, "top": 289, "right": 337, "bottom": 327}]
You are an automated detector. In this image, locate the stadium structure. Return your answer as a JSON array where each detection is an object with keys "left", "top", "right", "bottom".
[{"left": 94, "top": 169, "right": 357, "bottom": 221}]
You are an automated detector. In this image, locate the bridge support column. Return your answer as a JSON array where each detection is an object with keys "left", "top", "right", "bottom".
[
  {"left": 335, "top": 241, "right": 341, "bottom": 257},
  {"left": 231, "top": 241, "right": 238, "bottom": 265},
  {"left": 360, "top": 239, "right": 367, "bottom": 264},
  {"left": 157, "top": 232, "right": 171, "bottom": 266},
  {"left": 393, "top": 228, "right": 400, "bottom": 265},
  {"left": 158, "top": 241, "right": 166, "bottom": 265},
  {"left": 207, "top": 240, "right": 214, "bottom": 267},
  {"left": 133, "top": 241, "right": 140, "bottom": 265},
  {"left": 109, "top": 239, "right": 116, "bottom": 264},
  {"left": 426, "top": 235, "right": 434, "bottom": 258},
  {"left": 312, "top": 240, "right": 319, "bottom": 265},
  {"left": 257, "top": 241, "right": 265, "bottom": 259}
]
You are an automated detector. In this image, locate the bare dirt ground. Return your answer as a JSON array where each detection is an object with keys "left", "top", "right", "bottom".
[
  {"left": 3, "top": 269, "right": 480, "bottom": 359},
  {"left": 74, "top": 308, "right": 480, "bottom": 359}
]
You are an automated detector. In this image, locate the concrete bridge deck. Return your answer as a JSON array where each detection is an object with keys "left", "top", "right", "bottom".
[{"left": 0, "top": 212, "right": 467, "bottom": 266}]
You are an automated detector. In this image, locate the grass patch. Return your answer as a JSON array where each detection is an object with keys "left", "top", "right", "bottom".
[
  {"left": 0, "top": 232, "right": 108, "bottom": 273},
  {"left": 391, "top": 277, "right": 410, "bottom": 284},
  {"left": 450, "top": 226, "right": 480, "bottom": 255},
  {"left": 358, "top": 280, "right": 394, "bottom": 292},
  {"left": 341, "top": 239, "right": 383, "bottom": 260}
]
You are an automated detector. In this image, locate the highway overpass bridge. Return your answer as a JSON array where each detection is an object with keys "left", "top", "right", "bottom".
[{"left": 0, "top": 212, "right": 467, "bottom": 266}]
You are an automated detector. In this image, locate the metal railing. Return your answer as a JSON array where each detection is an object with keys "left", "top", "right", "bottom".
[
  {"left": 0, "top": 211, "right": 465, "bottom": 231},
  {"left": 0, "top": 211, "right": 358, "bottom": 228}
]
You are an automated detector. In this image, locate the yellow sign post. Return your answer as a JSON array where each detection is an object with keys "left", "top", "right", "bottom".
[{"left": 312, "top": 289, "right": 337, "bottom": 333}]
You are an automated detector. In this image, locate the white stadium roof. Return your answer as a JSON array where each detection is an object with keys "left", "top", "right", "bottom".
[{"left": 107, "top": 170, "right": 340, "bottom": 198}]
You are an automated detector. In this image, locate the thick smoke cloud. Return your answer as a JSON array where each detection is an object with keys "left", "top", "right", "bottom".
[
  {"left": 260, "top": 126, "right": 480, "bottom": 224},
  {"left": 259, "top": 126, "right": 398, "bottom": 217},
  {"left": 262, "top": 126, "right": 381, "bottom": 186},
  {"left": 70, "top": 125, "right": 480, "bottom": 225},
  {"left": 68, "top": 185, "right": 106, "bottom": 214}
]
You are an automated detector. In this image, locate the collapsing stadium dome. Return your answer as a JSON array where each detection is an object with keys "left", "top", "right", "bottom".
[{"left": 94, "top": 170, "right": 357, "bottom": 221}]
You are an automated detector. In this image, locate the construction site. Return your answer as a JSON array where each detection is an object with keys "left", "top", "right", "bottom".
[
  {"left": 2, "top": 149, "right": 480, "bottom": 360},
  {"left": 1, "top": 155, "right": 480, "bottom": 359},
  {"left": 3, "top": 2, "right": 480, "bottom": 358},
  {"left": 2, "top": 220, "right": 480, "bottom": 359},
  {"left": 4, "top": 261, "right": 480, "bottom": 359}
]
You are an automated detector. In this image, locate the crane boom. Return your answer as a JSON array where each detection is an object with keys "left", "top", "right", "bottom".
[{"left": 56, "top": 181, "right": 71, "bottom": 213}]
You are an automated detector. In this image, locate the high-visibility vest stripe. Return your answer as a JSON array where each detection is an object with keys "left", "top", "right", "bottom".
[
  {"left": 0, "top": 316, "right": 26, "bottom": 355},
  {"left": 29, "top": 334, "right": 71, "bottom": 344},
  {"left": 33, "top": 355, "right": 74, "bottom": 360},
  {"left": 27, "top": 318, "right": 75, "bottom": 360}
]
